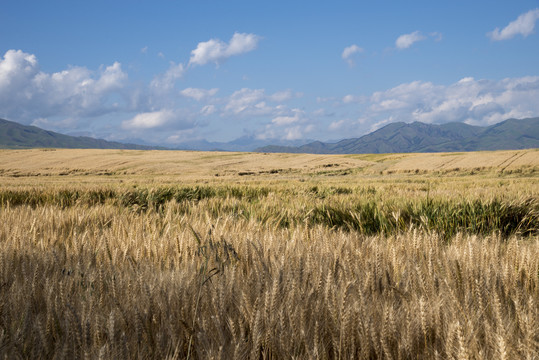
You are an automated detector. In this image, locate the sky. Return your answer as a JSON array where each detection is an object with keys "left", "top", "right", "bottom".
[{"left": 1, "top": 0, "right": 539, "bottom": 145}]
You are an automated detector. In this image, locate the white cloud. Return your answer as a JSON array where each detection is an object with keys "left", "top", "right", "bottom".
[
  {"left": 150, "top": 62, "right": 184, "bottom": 93},
  {"left": 94, "top": 62, "right": 127, "bottom": 93},
  {"left": 189, "top": 32, "right": 261, "bottom": 66},
  {"left": 488, "top": 9, "right": 539, "bottom": 40},
  {"left": 200, "top": 105, "right": 216, "bottom": 116},
  {"left": 258, "top": 109, "right": 314, "bottom": 141},
  {"left": 341, "top": 44, "right": 363, "bottom": 66},
  {"left": 165, "top": 128, "right": 197, "bottom": 144},
  {"left": 181, "top": 87, "right": 218, "bottom": 101},
  {"left": 223, "top": 88, "right": 294, "bottom": 116},
  {"left": 269, "top": 89, "right": 294, "bottom": 102},
  {"left": 254, "top": 108, "right": 314, "bottom": 141},
  {"left": 395, "top": 31, "right": 426, "bottom": 49},
  {"left": 122, "top": 110, "right": 176, "bottom": 129},
  {"left": 331, "top": 76, "right": 539, "bottom": 138},
  {"left": 224, "top": 88, "right": 266, "bottom": 114},
  {"left": 284, "top": 126, "right": 304, "bottom": 140},
  {"left": 141, "top": 46, "right": 148, "bottom": 54},
  {"left": 0, "top": 49, "right": 38, "bottom": 91},
  {"left": 369, "top": 117, "right": 395, "bottom": 133},
  {"left": 329, "top": 119, "right": 346, "bottom": 130},
  {"left": 258, "top": 123, "right": 314, "bottom": 141},
  {"left": 342, "top": 94, "right": 365, "bottom": 104},
  {"left": 368, "top": 76, "right": 539, "bottom": 125},
  {"left": 272, "top": 116, "right": 297, "bottom": 126},
  {"left": 0, "top": 49, "right": 128, "bottom": 122},
  {"left": 343, "top": 95, "right": 355, "bottom": 104},
  {"left": 271, "top": 109, "right": 304, "bottom": 126}
]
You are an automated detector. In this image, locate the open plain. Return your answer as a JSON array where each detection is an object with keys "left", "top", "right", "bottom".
[{"left": 0, "top": 148, "right": 538, "bottom": 359}]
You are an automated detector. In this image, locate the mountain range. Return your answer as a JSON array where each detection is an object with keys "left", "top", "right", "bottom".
[
  {"left": 1, "top": 117, "right": 538, "bottom": 153},
  {"left": 255, "top": 117, "right": 539, "bottom": 154},
  {"left": 0, "top": 118, "right": 164, "bottom": 150},
  {"left": 174, "top": 136, "right": 312, "bottom": 152},
  {"left": 0, "top": 118, "right": 310, "bottom": 151}
]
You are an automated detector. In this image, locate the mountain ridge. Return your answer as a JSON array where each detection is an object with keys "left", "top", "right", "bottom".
[
  {"left": 1, "top": 117, "right": 538, "bottom": 153},
  {"left": 0, "top": 118, "right": 166, "bottom": 150},
  {"left": 255, "top": 117, "right": 539, "bottom": 154},
  {"left": 174, "top": 136, "right": 314, "bottom": 152},
  {"left": 0, "top": 118, "right": 313, "bottom": 152}
]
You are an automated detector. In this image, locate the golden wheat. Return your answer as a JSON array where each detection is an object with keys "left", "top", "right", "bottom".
[
  {"left": 0, "top": 149, "right": 537, "bottom": 359},
  {"left": 0, "top": 200, "right": 537, "bottom": 358}
]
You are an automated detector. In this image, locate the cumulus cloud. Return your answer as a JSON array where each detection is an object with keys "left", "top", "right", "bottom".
[
  {"left": 488, "top": 8, "right": 539, "bottom": 40},
  {"left": 395, "top": 31, "right": 426, "bottom": 49},
  {"left": 0, "top": 49, "right": 128, "bottom": 122},
  {"left": 256, "top": 109, "right": 314, "bottom": 140},
  {"left": 224, "top": 88, "right": 266, "bottom": 114},
  {"left": 258, "top": 123, "right": 314, "bottom": 141},
  {"left": 0, "top": 50, "right": 38, "bottom": 91},
  {"left": 283, "top": 126, "right": 311, "bottom": 140},
  {"left": 121, "top": 110, "right": 176, "bottom": 129},
  {"left": 342, "top": 44, "right": 363, "bottom": 66},
  {"left": 223, "top": 88, "right": 294, "bottom": 116},
  {"left": 368, "top": 76, "right": 539, "bottom": 125},
  {"left": 330, "top": 76, "right": 539, "bottom": 138},
  {"left": 189, "top": 32, "right": 261, "bottom": 66},
  {"left": 271, "top": 109, "right": 305, "bottom": 126},
  {"left": 94, "top": 62, "right": 127, "bottom": 93},
  {"left": 181, "top": 87, "right": 218, "bottom": 101},
  {"left": 150, "top": 62, "right": 185, "bottom": 93}
]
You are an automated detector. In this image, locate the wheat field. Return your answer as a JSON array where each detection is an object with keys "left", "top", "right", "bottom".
[{"left": 0, "top": 149, "right": 538, "bottom": 359}]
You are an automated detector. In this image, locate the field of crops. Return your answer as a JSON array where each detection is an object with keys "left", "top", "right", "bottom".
[{"left": 0, "top": 148, "right": 538, "bottom": 359}]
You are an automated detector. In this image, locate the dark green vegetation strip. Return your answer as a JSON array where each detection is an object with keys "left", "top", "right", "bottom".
[
  {"left": 306, "top": 197, "right": 538, "bottom": 239},
  {"left": 0, "top": 186, "right": 270, "bottom": 208},
  {"left": 0, "top": 186, "right": 537, "bottom": 238}
]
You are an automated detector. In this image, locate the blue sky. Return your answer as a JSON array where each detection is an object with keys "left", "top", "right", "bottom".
[{"left": 1, "top": 0, "right": 539, "bottom": 145}]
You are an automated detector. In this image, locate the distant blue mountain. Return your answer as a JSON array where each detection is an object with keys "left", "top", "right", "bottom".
[{"left": 174, "top": 135, "right": 313, "bottom": 152}]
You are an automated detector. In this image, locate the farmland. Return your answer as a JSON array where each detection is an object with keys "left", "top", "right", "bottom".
[{"left": 0, "top": 148, "right": 538, "bottom": 359}]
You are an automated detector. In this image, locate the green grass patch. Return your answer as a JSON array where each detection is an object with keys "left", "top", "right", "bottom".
[{"left": 1, "top": 186, "right": 536, "bottom": 238}]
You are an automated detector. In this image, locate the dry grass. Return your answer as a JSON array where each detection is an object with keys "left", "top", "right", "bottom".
[
  {"left": 0, "top": 148, "right": 537, "bottom": 180},
  {"left": 0, "top": 148, "right": 538, "bottom": 359}
]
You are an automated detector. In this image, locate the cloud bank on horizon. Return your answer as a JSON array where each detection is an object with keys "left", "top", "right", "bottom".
[{"left": 0, "top": 2, "right": 538, "bottom": 145}]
